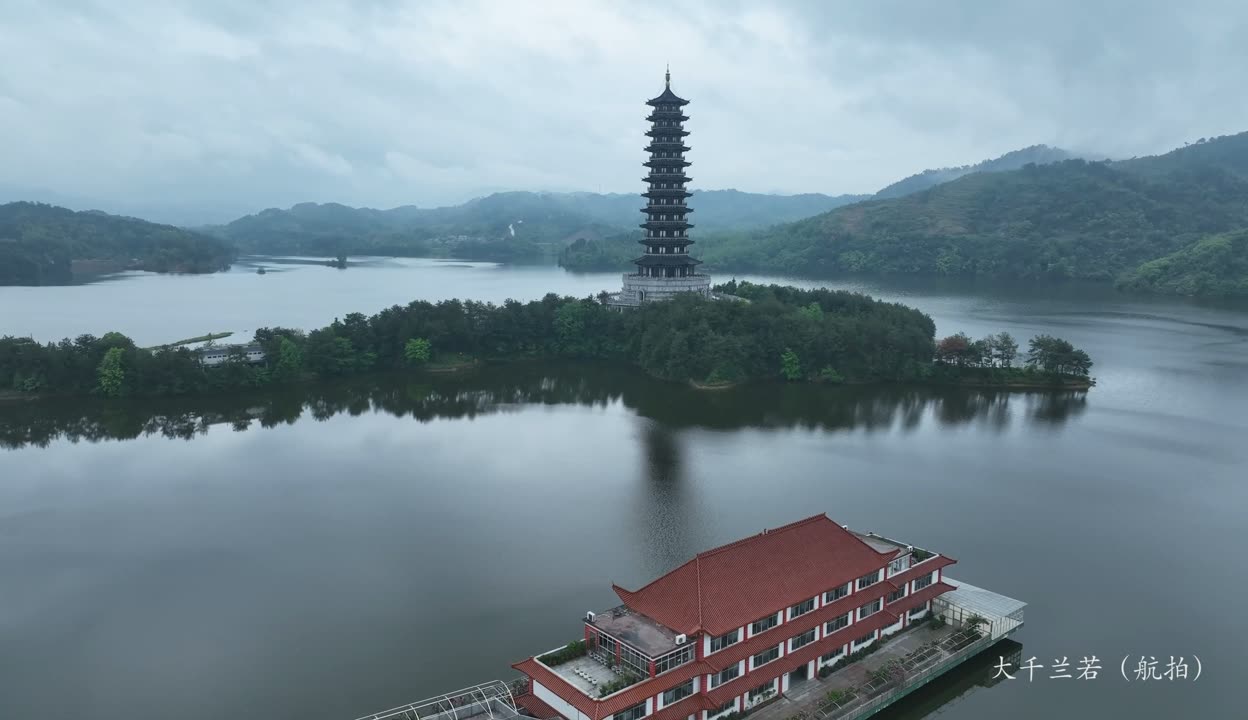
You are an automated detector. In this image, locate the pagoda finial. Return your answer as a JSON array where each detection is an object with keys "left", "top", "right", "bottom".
[{"left": 665, "top": 64, "right": 670, "bottom": 87}]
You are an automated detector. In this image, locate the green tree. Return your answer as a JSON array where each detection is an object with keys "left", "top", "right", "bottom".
[
  {"left": 818, "top": 365, "right": 845, "bottom": 383},
  {"left": 993, "top": 332, "right": 1019, "bottom": 367},
  {"left": 273, "top": 336, "right": 304, "bottom": 382},
  {"left": 404, "top": 337, "right": 432, "bottom": 364},
  {"left": 780, "top": 348, "right": 802, "bottom": 381},
  {"left": 97, "top": 346, "right": 125, "bottom": 397}
]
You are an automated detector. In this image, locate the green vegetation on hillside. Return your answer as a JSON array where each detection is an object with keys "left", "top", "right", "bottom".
[
  {"left": 1117, "top": 229, "right": 1248, "bottom": 297},
  {"left": 0, "top": 202, "right": 235, "bottom": 285},
  {"left": 0, "top": 282, "right": 1093, "bottom": 398},
  {"left": 214, "top": 190, "right": 866, "bottom": 261},
  {"left": 874, "top": 144, "right": 1079, "bottom": 199},
  {"left": 697, "top": 142, "right": 1248, "bottom": 291}
]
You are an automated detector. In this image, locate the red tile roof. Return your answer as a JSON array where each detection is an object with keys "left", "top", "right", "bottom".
[
  {"left": 516, "top": 692, "right": 564, "bottom": 720},
  {"left": 703, "top": 610, "right": 899, "bottom": 704},
  {"left": 700, "top": 579, "right": 900, "bottom": 672},
  {"left": 613, "top": 515, "right": 900, "bottom": 636}
]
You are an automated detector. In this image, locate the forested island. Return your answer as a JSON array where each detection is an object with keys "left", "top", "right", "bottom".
[
  {"left": 0, "top": 282, "right": 1092, "bottom": 399},
  {"left": 0, "top": 202, "right": 234, "bottom": 285}
]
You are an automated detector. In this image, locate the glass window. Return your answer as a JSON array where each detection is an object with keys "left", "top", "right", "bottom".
[
  {"left": 662, "top": 679, "right": 693, "bottom": 705},
  {"left": 886, "top": 587, "right": 906, "bottom": 604},
  {"left": 618, "top": 702, "right": 647, "bottom": 720},
  {"left": 709, "top": 629, "right": 740, "bottom": 653},
  {"left": 750, "top": 613, "right": 778, "bottom": 635},
  {"left": 748, "top": 681, "right": 773, "bottom": 700},
  {"left": 654, "top": 645, "right": 693, "bottom": 674},
  {"left": 857, "top": 571, "right": 880, "bottom": 590},
  {"left": 790, "top": 629, "right": 816, "bottom": 650},
  {"left": 790, "top": 598, "right": 815, "bottom": 618},
  {"left": 858, "top": 599, "right": 881, "bottom": 620},
  {"left": 913, "top": 575, "right": 933, "bottom": 591},
  {"left": 853, "top": 632, "right": 875, "bottom": 647},
  {"left": 709, "top": 664, "right": 740, "bottom": 689},
  {"left": 752, "top": 645, "right": 780, "bottom": 667},
  {"left": 714, "top": 701, "right": 736, "bottom": 716},
  {"left": 825, "top": 613, "right": 850, "bottom": 634},
  {"left": 824, "top": 583, "right": 849, "bottom": 603}
]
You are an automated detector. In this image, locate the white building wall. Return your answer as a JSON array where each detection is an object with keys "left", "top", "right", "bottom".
[{"left": 533, "top": 681, "right": 593, "bottom": 720}]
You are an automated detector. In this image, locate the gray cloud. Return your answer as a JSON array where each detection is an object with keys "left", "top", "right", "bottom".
[{"left": 2, "top": 0, "right": 1246, "bottom": 224}]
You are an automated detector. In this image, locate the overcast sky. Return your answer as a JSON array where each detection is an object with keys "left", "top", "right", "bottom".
[{"left": 2, "top": 0, "right": 1247, "bottom": 223}]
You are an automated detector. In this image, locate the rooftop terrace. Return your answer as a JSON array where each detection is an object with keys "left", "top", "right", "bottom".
[{"left": 587, "top": 605, "right": 681, "bottom": 657}]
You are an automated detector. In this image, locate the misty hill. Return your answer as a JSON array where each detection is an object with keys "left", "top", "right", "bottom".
[
  {"left": 212, "top": 189, "right": 867, "bottom": 258},
  {"left": 0, "top": 202, "right": 235, "bottom": 286},
  {"left": 874, "top": 145, "right": 1081, "bottom": 199},
  {"left": 697, "top": 132, "right": 1248, "bottom": 296}
]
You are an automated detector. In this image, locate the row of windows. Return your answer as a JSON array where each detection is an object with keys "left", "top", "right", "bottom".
[
  {"left": 853, "top": 632, "right": 876, "bottom": 648},
  {"left": 789, "top": 597, "right": 815, "bottom": 618},
  {"left": 752, "top": 645, "right": 780, "bottom": 667},
  {"left": 790, "top": 628, "right": 816, "bottom": 650},
  {"left": 824, "top": 583, "right": 849, "bottom": 603},
  {"left": 709, "top": 664, "right": 739, "bottom": 689},
  {"left": 857, "top": 570, "right": 881, "bottom": 590},
  {"left": 709, "top": 629, "right": 740, "bottom": 652},
  {"left": 654, "top": 645, "right": 693, "bottom": 674},
  {"left": 913, "top": 574, "right": 933, "bottom": 591},
  {"left": 825, "top": 613, "right": 850, "bottom": 633},
  {"left": 661, "top": 679, "right": 694, "bottom": 705},
  {"left": 886, "top": 587, "right": 907, "bottom": 604},
  {"left": 747, "top": 680, "right": 774, "bottom": 700},
  {"left": 646, "top": 231, "right": 687, "bottom": 238},
  {"left": 857, "top": 598, "right": 882, "bottom": 620},
  {"left": 618, "top": 702, "right": 647, "bottom": 720}
]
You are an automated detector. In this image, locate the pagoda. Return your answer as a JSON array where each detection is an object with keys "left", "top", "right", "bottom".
[{"left": 611, "top": 68, "right": 711, "bottom": 307}]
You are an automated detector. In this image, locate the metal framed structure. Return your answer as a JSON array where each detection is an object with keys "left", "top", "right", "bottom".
[{"left": 354, "top": 681, "right": 521, "bottom": 720}]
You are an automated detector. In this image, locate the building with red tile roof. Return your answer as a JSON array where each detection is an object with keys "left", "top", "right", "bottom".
[{"left": 511, "top": 514, "right": 956, "bottom": 720}]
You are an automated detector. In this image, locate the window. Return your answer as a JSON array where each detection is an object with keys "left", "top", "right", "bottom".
[
  {"left": 853, "top": 632, "right": 875, "bottom": 648},
  {"left": 886, "top": 587, "right": 906, "bottom": 604},
  {"left": 790, "top": 597, "right": 815, "bottom": 618},
  {"left": 821, "top": 648, "right": 842, "bottom": 663},
  {"left": 662, "top": 679, "right": 693, "bottom": 705},
  {"left": 714, "top": 701, "right": 736, "bottom": 717},
  {"left": 790, "top": 629, "right": 816, "bottom": 650},
  {"left": 752, "top": 645, "right": 780, "bottom": 668},
  {"left": 655, "top": 645, "right": 693, "bottom": 674},
  {"left": 748, "top": 681, "right": 774, "bottom": 700},
  {"left": 824, "top": 583, "right": 849, "bottom": 603},
  {"left": 857, "top": 599, "right": 881, "bottom": 620},
  {"left": 908, "top": 606, "right": 927, "bottom": 618},
  {"left": 825, "top": 613, "right": 849, "bottom": 634},
  {"left": 709, "top": 629, "right": 740, "bottom": 653},
  {"left": 913, "top": 575, "right": 933, "bottom": 591},
  {"left": 856, "top": 571, "right": 880, "bottom": 590},
  {"left": 618, "top": 703, "right": 647, "bottom": 720},
  {"left": 750, "top": 613, "right": 778, "bottom": 635},
  {"left": 709, "top": 664, "right": 740, "bottom": 689},
  {"left": 889, "top": 556, "right": 909, "bottom": 574}
]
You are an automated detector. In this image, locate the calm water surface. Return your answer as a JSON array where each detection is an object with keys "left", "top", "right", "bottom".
[{"left": 1, "top": 259, "right": 1245, "bottom": 720}]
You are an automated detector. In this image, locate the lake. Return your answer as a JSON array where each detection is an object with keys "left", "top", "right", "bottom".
[{"left": 0, "top": 259, "right": 1244, "bottom": 720}]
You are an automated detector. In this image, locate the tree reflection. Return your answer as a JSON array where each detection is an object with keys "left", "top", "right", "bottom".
[{"left": 0, "top": 363, "right": 1089, "bottom": 450}]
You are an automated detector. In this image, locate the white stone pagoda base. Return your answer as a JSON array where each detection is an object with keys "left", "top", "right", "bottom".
[{"left": 608, "top": 273, "right": 712, "bottom": 308}]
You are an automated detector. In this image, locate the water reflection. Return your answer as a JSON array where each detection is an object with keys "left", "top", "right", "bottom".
[
  {"left": 0, "top": 363, "right": 1089, "bottom": 451},
  {"left": 882, "top": 640, "right": 1024, "bottom": 719}
]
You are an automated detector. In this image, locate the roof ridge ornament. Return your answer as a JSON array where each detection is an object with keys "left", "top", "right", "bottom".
[{"left": 665, "top": 64, "right": 670, "bottom": 88}]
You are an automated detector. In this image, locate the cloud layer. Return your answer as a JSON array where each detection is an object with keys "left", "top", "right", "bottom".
[{"left": 2, "top": 0, "right": 1246, "bottom": 223}]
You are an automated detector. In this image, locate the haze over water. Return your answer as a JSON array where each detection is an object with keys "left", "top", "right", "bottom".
[{"left": 0, "top": 259, "right": 1244, "bottom": 719}]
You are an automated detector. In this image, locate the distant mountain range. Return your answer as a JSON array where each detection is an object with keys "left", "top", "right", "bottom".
[
  {"left": 873, "top": 145, "right": 1087, "bottom": 199},
  {"left": 694, "top": 132, "right": 1248, "bottom": 297},
  {"left": 6, "top": 135, "right": 1248, "bottom": 297}
]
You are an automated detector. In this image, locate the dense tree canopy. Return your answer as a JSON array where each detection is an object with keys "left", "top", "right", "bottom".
[{"left": 0, "top": 202, "right": 234, "bottom": 285}]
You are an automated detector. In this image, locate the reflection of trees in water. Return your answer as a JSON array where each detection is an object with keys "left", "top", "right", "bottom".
[
  {"left": 0, "top": 363, "right": 1089, "bottom": 450},
  {"left": 633, "top": 420, "right": 703, "bottom": 577}
]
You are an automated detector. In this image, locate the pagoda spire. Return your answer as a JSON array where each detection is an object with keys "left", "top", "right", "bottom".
[{"left": 665, "top": 64, "right": 670, "bottom": 87}]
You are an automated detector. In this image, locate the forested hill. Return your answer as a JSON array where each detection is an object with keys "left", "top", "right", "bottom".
[
  {"left": 210, "top": 189, "right": 867, "bottom": 257},
  {"left": 0, "top": 202, "right": 235, "bottom": 286},
  {"left": 874, "top": 145, "right": 1081, "bottom": 199},
  {"left": 697, "top": 132, "right": 1248, "bottom": 297}
]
